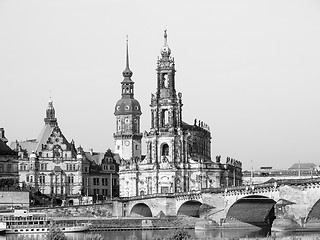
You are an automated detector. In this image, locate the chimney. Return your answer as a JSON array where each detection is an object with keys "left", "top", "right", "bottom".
[{"left": 0, "top": 128, "right": 8, "bottom": 144}]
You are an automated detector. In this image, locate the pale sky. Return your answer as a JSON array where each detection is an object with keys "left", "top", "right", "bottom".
[{"left": 1, "top": 0, "right": 320, "bottom": 170}]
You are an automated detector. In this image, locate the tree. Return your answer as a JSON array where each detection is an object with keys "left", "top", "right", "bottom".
[
  {"left": 46, "top": 223, "right": 67, "bottom": 240},
  {"left": 168, "top": 228, "right": 192, "bottom": 240}
]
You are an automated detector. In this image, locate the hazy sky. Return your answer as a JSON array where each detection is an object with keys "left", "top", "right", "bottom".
[{"left": 1, "top": 0, "right": 320, "bottom": 170}]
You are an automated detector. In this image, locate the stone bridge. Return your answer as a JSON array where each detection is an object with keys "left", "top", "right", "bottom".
[{"left": 114, "top": 177, "right": 320, "bottom": 226}]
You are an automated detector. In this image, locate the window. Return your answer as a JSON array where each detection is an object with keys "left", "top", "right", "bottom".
[
  {"left": 162, "top": 144, "right": 169, "bottom": 156},
  {"left": 135, "top": 145, "right": 138, "bottom": 150},
  {"left": 93, "top": 178, "right": 100, "bottom": 186},
  {"left": 112, "top": 178, "right": 117, "bottom": 186},
  {"left": 93, "top": 189, "right": 99, "bottom": 195},
  {"left": 102, "top": 178, "right": 108, "bottom": 186},
  {"left": 39, "top": 175, "right": 46, "bottom": 185},
  {"left": 110, "top": 165, "right": 115, "bottom": 171},
  {"left": 68, "top": 175, "right": 74, "bottom": 184}
]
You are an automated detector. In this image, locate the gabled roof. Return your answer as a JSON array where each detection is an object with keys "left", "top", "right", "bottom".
[
  {"left": 84, "top": 152, "right": 105, "bottom": 165},
  {"left": 288, "top": 163, "right": 316, "bottom": 170},
  {"left": 0, "top": 139, "right": 17, "bottom": 156}
]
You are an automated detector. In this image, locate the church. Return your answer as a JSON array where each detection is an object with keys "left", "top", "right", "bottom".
[{"left": 115, "top": 31, "right": 243, "bottom": 197}]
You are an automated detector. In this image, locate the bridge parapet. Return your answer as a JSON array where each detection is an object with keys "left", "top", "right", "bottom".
[{"left": 119, "top": 191, "right": 202, "bottom": 202}]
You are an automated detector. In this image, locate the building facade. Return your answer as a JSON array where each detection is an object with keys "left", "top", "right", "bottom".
[
  {"left": 116, "top": 31, "right": 243, "bottom": 197},
  {"left": 11, "top": 100, "right": 82, "bottom": 204},
  {"left": 11, "top": 101, "right": 120, "bottom": 205},
  {"left": 0, "top": 128, "right": 19, "bottom": 190},
  {"left": 81, "top": 148, "right": 119, "bottom": 202}
]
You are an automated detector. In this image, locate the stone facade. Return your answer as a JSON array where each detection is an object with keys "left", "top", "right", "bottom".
[
  {"left": 11, "top": 100, "right": 82, "bottom": 204},
  {"left": 116, "top": 31, "right": 243, "bottom": 198},
  {"left": 11, "top": 100, "right": 120, "bottom": 205}
]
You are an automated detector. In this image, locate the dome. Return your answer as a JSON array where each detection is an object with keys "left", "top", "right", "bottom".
[
  {"left": 161, "top": 45, "right": 171, "bottom": 56},
  {"left": 122, "top": 67, "right": 133, "bottom": 78},
  {"left": 114, "top": 98, "right": 142, "bottom": 116}
]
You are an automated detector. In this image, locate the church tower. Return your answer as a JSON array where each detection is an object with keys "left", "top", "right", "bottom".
[
  {"left": 114, "top": 38, "right": 142, "bottom": 162},
  {"left": 150, "top": 30, "right": 183, "bottom": 134},
  {"left": 147, "top": 30, "right": 184, "bottom": 167}
]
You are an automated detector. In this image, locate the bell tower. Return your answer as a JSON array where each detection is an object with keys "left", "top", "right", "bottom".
[
  {"left": 150, "top": 30, "right": 183, "bottom": 134},
  {"left": 114, "top": 37, "right": 142, "bottom": 162}
]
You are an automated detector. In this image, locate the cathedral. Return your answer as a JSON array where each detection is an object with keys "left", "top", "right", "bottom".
[{"left": 115, "top": 31, "right": 242, "bottom": 198}]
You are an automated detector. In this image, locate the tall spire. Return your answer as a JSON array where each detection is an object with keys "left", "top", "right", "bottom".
[
  {"left": 126, "top": 35, "right": 130, "bottom": 70},
  {"left": 123, "top": 35, "right": 133, "bottom": 78}
]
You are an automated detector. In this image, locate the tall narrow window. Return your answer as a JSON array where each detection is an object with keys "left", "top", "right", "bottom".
[
  {"left": 162, "top": 144, "right": 169, "bottom": 156},
  {"left": 163, "top": 74, "right": 169, "bottom": 88},
  {"left": 161, "top": 109, "right": 169, "bottom": 126}
]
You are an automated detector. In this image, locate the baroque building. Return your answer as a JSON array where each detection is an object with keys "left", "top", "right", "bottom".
[
  {"left": 116, "top": 31, "right": 243, "bottom": 198},
  {"left": 11, "top": 100, "right": 120, "bottom": 205},
  {"left": 11, "top": 100, "right": 82, "bottom": 205}
]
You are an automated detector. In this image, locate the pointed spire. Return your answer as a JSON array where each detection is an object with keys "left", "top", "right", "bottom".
[
  {"left": 123, "top": 35, "right": 133, "bottom": 78},
  {"left": 126, "top": 35, "right": 130, "bottom": 69},
  {"left": 161, "top": 29, "right": 171, "bottom": 57}
]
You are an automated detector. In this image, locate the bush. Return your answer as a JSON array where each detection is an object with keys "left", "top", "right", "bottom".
[
  {"left": 168, "top": 228, "right": 192, "bottom": 240},
  {"left": 46, "top": 223, "right": 67, "bottom": 240},
  {"left": 84, "top": 233, "right": 105, "bottom": 240}
]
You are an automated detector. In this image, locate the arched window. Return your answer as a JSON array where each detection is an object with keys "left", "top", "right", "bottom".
[
  {"left": 163, "top": 74, "right": 169, "bottom": 88},
  {"left": 161, "top": 109, "right": 169, "bottom": 126},
  {"left": 140, "top": 190, "right": 145, "bottom": 196},
  {"left": 162, "top": 144, "right": 169, "bottom": 156}
]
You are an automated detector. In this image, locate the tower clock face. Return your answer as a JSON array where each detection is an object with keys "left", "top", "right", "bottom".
[{"left": 125, "top": 140, "right": 130, "bottom": 146}]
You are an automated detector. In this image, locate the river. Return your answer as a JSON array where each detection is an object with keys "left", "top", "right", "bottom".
[{"left": 2, "top": 228, "right": 320, "bottom": 240}]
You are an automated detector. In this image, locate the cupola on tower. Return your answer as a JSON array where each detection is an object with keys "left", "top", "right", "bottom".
[{"left": 114, "top": 38, "right": 142, "bottom": 162}]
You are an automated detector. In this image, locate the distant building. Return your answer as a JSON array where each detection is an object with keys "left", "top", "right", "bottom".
[
  {"left": 80, "top": 148, "right": 119, "bottom": 202},
  {"left": 0, "top": 128, "right": 19, "bottom": 189},
  {"left": 11, "top": 100, "right": 120, "bottom": 205},
  {"left": 115, "top": 31, "right": 243, "bottom": 197},
  {"left": 243, "top": 163, "right": 319, "bottom": 185},
  {"left": 11, "top": 100, "right": 82, "bottom": 205}
]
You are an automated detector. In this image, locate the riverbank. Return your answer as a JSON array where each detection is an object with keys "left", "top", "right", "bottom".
[{"left": 51, "top": 215, "right": 200, "bottom": 231}]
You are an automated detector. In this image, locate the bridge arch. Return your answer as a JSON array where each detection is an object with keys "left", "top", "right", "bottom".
[
  {"left": 130, "top": 203, "right": 153, "bottom": 217},
  {"left": 177, "top": 200, "right": 202, "bottom": 218},
  {"left": 306, "top": 198, "right": 320, "bottom": 222},
  {"left": 226, "top": 195, "right": 276, "bottom": 226}
]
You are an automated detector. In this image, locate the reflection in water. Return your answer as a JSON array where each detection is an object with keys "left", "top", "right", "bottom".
[{"left": 3, "top": 228, "right": 320, "bottom": 240}]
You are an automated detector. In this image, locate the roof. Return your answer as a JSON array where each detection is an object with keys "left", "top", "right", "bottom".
[
  {"left": 53, "top": 166, "right": 63, "bottom": 172},
  {"left": 288, "top": 163, "right": 316, "bottom": 170},
  {"left": 84, "top": 152, "right": 105, "bottom": 165},
  {"left": 0, "top": 139, "right": 17, "bottom": 156},
  {"left": 35, "top": 124, "right": 55, "bottom": 152}
]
